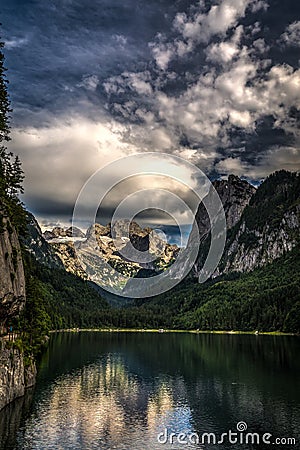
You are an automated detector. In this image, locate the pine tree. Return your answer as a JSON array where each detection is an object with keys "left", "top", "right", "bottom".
[{"left": 0, "top": 38, "right": 25, "bottom": 231}]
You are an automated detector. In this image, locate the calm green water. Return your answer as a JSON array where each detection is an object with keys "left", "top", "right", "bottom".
[{"left": 0, "top": 332, "right": 299, "bottom": 450}]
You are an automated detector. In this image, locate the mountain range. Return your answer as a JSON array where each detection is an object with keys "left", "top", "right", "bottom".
[
  {"left": 42, "top": 221, "right": 179, "bottom": 285},
  {"left": 1, "top": 169, "right": 299, "bottom": 336},
  {"left": 193, "top": 170, "right": 299, "bottom": 277},
  {"left": 37, "top": 170, "right": 300, "bottom": 291}
]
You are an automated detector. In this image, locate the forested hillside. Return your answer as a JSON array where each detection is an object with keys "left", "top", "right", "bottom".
[
  {"left": 144, "top": 244, "right": 300, "bottom": 333},
  {"left": 19, "top": 242, "right": 299, "bottom": 333}
]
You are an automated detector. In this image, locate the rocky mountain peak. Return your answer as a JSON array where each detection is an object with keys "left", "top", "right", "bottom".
[
  {"left": 192, "top": 174, "right": 255, "bottom": 251},
  {"left": 43, "top": 220, "right": 179, "bottom": 287},
  {"left": 22, "top": 213, "right": 64, "bottom": 269},
  {"left": 196, "top": 170, "right": 300, "bottom": 278},
  {"left": 212, "top": 174, "right": 256, "bottom": 229},
  {"left": 43, "top": 226, "right": 85, "bottom": 241},
  {"left": 86, "top": 223, "right": 110, "bottom": 239}
]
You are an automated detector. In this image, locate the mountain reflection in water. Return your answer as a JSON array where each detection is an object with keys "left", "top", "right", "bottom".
[{"left": 0, "top": 332, "right": 299, "bottom": 450}]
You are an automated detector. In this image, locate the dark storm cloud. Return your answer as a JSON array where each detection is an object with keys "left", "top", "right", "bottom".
[
  {"left": 1, "top": 0, "right": 300, "bottom": 222},
  {"left": 2, "top": 0, "right": 177, "bottom": 126},
  {"left": 24, "top": 194, "right": 74, "bottom": 217}
]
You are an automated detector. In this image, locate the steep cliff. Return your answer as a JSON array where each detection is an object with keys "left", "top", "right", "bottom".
[
  {"left": 22, "top": 212, "right": 64, "bottom": 269},
  {"left": 192, "top": 174, "right": 255, "bottom": 277},
  {"left": 0, "top": 340, "right": 36, "bottom": 411},
  {"left": 215, "top": 171, "right": 300, "bottom": 275},
  {"left": 193, "top": 170, "right": 300, "bottom": 278},
  {"left": 0, "top": 201, "right": 26, "bottom": 327},
  {"left": 0, "top": 202, "right": 37, "bottom": 411},
  {"left": 210, "top": 175, "right": 256, "bottom": 230}
]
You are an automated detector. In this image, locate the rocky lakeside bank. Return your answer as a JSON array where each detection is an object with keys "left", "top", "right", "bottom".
[
  {"left": 0, "top": 200, "right": 36, "bottom": 411},
  {"left": 0, "top": 339, "right": 36, "bottom": 411}
]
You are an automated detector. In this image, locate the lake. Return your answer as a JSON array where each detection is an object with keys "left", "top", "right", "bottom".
[{"left": 0, "top": 332, "right": 299, "bottom": 449}]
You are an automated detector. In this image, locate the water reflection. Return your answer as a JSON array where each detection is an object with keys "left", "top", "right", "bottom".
[
  {"left": 16, "top": 357, "right": 194, "bottom": 449},
  {"left": 0, "top": 332, "right": 299, "bottom": 450},
  {"left": 0, "top": 388, "right": 34, "bottom": 450}
]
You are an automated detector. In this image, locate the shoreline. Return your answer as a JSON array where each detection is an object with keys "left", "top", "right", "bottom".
[{"left": 49, "top": 328, "right": 298, "bottom": 336}]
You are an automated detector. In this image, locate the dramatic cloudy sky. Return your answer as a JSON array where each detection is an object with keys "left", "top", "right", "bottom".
[{"left": 2, "top": 0, "right": 300, "bottom": 231}]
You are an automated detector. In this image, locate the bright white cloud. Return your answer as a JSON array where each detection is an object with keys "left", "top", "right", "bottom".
[
  {"left": 215, "top": 156, "right": 247, "bottom": 176},
  {"left": 280, "top": 21, "right": 300, "bottom": 47},
  {"left": 206, "top": 40, "right": 239, "bottom": 63},
  {"left": 126, "top": 72, "right": 153, "bottom": 95},
  {"left": 150, "top": 42, "right": 175, "bottom": 71},
  {"left": 174, "top": 0, "right": 249, "bottom": 42},
  {"left": 9, "top": 116, "right": 206, "bottom": 227},
  {"left": 77, "top": 75, "right": 99, "bottom": 91},
  {"left": 150, "top": 0, "right": 268, "bottom": 70},
  {"left": 103, "top": 34, "right": 300, "bottom": 175},
  {"left": 216, "top": 146, "right": 300, "bottom": 179},
  {"left": 9, "top": 117, "right": 136, "bottom": 212},
  {"left": 106, "top": 25, "right": 300, "bottom": 179},
  {"left": 151, "top": 24, "right": 300, "bottom": 152},
  {"left": 206, "top": 25, "right": 243, "bottom": 64},
  {"left": 252, "top": 38, "right": 269, "bottom": 53}
]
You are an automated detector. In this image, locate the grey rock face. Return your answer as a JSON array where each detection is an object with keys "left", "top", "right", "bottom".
[
  {"left": 43, "top": 226, "right": 85, "bottom": 240},
  {"left": 217, "top": 204, "right": 300, "bottom": 276},
  {"left": 47, "top": 221, "right": 179, "bottom": 286},
  {"left": 0, "top": 205, "right": 26, "bottom": 324},
  {"left": 0, "top": 204, "right": 38, "bottom": 411},
  {"left": 192, "top": 175, "right": 255, "bottom": 276},
  {"left": 22, "top": 212, "right": 64, "bottom": 269},
  {"left": 213, "top": 175, "right": 256, "bottom": 229},
  {"left": 0, "top": 342, "right": 24, "bottom": 411},
  {"left": 51, "top": 241, "right": 88, "bottom": 279},
  {"left": 193, "top": 171, "right": 300, "bottom": 278},
  {"left": 0, "top": 340, "right": 36, "bottom": 411}
]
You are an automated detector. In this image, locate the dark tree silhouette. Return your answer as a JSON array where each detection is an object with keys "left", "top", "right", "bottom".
[{"left": 0, "top": 39, "right": 25, "bottom": 231}]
